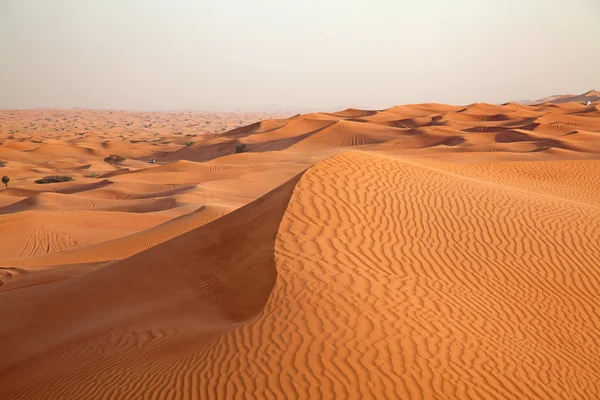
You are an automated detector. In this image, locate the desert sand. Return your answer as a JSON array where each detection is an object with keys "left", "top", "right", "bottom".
[{"left": 1, "top": 93, "right": 600, "bottom": 399}]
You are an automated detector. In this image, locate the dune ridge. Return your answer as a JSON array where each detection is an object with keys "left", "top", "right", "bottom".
[
  {"left": 2, "top": 151, "right": 600, "bottom": 398},
  {"left": 1, "top": 94, "right": 600, "bottom": 398},
  {"left": 0, "top": 172, "right": 302, "bottom": 397}
]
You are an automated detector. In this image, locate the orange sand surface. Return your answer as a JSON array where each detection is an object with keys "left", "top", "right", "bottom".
[{"left": 1, "top": 95, "right": 600, "bottom": 399}]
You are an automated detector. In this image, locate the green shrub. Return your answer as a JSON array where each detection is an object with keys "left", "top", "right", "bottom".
[
  {"left": 35, "top": 175, "right": 73, "bottom": 184},
  {"left": 186, "top": 140, "right": 194, "bottom": 147},
  {"left": 103, "top": 154, "right": 125, "bottom": 165},
  {"left": 235, "top": 143, "right": 248, "bottom": 153}
]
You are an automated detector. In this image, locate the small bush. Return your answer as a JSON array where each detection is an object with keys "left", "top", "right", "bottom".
[
  {"left": 235, "top": 143, "right": 248, "bottom": 153},
  {"left": 35, "top": 175, "right": 73, "bottom": 184},
  {"left": 186, "top": 140, "right": 194, "bottom": 147},
  {"left": 103, "top": 154, "right": 125, "bottom": 165},
  {"left": 87, "top": 172, "right": 99, "bottom": 178}
]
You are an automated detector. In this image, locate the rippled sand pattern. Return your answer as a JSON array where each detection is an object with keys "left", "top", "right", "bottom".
[
  {"left": 192, "top": 152, "right": 600, "bottom": 399},
  {"left": 1, "top": 95, "right": 600, "bottom": 398}
]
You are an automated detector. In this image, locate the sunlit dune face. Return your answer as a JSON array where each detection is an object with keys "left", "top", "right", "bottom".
[{"left": 1, "top": 98, "right": 600, "bottom": 399}]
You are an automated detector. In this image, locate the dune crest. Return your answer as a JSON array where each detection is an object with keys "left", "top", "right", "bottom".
[
  {"left": 0, "top": 173, "right": 302, "bottom": 397},
  {"left": 1, "top": 95, "right": 600, "bottom": 398},
  {"left": 1, "top": 151, "right": 600, "bottom": 398}
]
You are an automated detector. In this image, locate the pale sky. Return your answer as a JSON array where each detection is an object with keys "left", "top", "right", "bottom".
[{"left": 1, "top": 0, "right": 599, "bottom": 111}]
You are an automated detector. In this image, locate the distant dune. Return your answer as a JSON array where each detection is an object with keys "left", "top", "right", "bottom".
[
  {"left": 1, "top": 92, "right": 600, "bottom": 399},
  {"left": 515, "top": 89, "right": 600, "bottom": 106}
]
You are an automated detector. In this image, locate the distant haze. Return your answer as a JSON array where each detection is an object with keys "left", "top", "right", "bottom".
[{"left": 1, "top": 0, "right": 599, "bottom": 112}]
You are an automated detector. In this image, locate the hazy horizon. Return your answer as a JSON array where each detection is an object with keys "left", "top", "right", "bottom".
[{"left": 1, "top": 0, "right": 599, "bottom": 112}]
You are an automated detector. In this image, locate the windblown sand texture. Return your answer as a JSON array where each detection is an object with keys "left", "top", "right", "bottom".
[{"left": 1, "top": 93, "right": 600, "bottom": 399}]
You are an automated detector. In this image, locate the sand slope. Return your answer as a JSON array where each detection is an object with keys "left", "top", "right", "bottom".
[
  {"left": 2, "top": 97, "right": 599, "bottom": 198},
  {"left": 1, "top": 151, "right": 600, "bottom": 399},
  {"left": 1, "top": 94, "right": 600, "bottom": 398}
]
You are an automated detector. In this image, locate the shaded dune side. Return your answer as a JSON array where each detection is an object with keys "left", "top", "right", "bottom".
[
  {"left": 0, "top": 192, "right": 183, "bottom": 214},
  {"left": 0, "top": 173, "right": 303, "bottom": 398},
  {"left": 0, "top": 204, "right": 236, "bottom": 273}
]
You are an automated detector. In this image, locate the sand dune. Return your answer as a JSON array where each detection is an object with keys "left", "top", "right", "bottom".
[
  {"left": 0, "top": 204, "right": 235, "bottom": 279},
  {"left": 0, "top": 191, "right": 187, "bottom": 214},
  {"left": 517, "top": 90, "right": 600, "bottom": 106},
  {"left": 1, "top": 152, "right": 600, "bottom": 398},
  {"left": 0, "top": 209, "right": 177, "bottom": 259},
  {"left": 1, "top": 93, "right": 600, "bottom": 398}
]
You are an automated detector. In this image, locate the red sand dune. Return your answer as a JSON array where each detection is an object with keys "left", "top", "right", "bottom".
[{"left": 1, "top": 94, "right": 600, "bottom": 398}]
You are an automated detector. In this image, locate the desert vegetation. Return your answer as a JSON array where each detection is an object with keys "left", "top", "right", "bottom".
[
  {"left": 34, "top": 175, "right": 74, "bottom": 184},
  {"left": 103, "top": 154, "right": 126, "bottom": 165}
]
